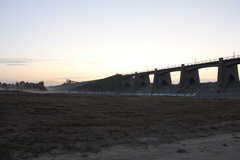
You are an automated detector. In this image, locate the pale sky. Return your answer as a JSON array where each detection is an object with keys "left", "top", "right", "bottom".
[{"left": 1, "top": 0, "right": 240, "bottom": 86}]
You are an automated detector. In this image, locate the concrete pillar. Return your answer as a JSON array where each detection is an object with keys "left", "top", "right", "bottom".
[
  {"left": 217, "top": 58, "right": 239, "bottom": 88},
  {"left": 180, "top": 64, "right": 200, "bottom": 87},
  {"left": 159, "top": 72, "right": 172, "bottom": 86},
  {"left": 153, "top": 69, "right": 159, "bottom": 88},
  {"left": 231, "top": 66, "right": 239, "bottom": 81},
  {"left": 122, "top": 76, "right": 134, "bottom": 88},
  {"left": 217, "top": 58, "right": 225, "bottom": 88},
  {"left": 134, "top": 72, "right": 141, "bottom": 89},
  {"left": 153, "top": 69, "right": 172, "bottom": 88},
  {"left": 180, "top": 64, "right": 186, "bottom": 87},
  {"left": 140, "top": 75, "right": 150, "bottom": 86},
  {"left": 134, "top": 72, "right": 150, "bottom": 89}
]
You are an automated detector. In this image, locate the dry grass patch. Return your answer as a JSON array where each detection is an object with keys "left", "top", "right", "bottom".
[{"left": 1, "top": 91, "right": 240, "bottom": 159}]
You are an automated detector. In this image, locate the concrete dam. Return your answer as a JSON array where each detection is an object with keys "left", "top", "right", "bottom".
[{"left": 72, "top": 55, "right": 240, "bottom": 97}]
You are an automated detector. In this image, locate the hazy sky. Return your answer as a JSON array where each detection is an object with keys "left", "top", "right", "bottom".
[{"left": 1, "top": 0, "right": 240, "bottom": 86}]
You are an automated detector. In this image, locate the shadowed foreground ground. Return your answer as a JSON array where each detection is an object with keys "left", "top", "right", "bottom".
[{"left": 1, "top": 91, "right": 240, "bottom": 159}]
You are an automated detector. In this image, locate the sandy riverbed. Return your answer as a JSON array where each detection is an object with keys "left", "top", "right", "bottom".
[{"left": 32, "top": 132, "right": 240, "bottom": 160}]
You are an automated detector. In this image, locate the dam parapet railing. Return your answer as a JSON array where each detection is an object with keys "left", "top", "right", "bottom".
[{"left": 122, "top": 54, "right": 240, "bottom": 76}]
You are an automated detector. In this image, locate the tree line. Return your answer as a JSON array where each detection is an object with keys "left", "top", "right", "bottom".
[
  {"left": 0, "top": 81, "right": 47, "bottom": 91},
  {"left": 62, "top": 79, "right": 78, "bottom": 85}
]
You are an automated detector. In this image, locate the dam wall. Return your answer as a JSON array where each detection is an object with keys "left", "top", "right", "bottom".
[{"left": 72, "top": 55, "right": 240, "bottom": 96}]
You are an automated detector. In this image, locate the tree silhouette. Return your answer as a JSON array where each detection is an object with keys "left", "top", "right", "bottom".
[{"left": 0, "top": 81, "right": 47, "bottom": 91}]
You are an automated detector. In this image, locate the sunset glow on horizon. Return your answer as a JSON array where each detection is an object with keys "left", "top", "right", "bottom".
[{"left": 1, "top": 0, "right": 240, "bottom": 86}]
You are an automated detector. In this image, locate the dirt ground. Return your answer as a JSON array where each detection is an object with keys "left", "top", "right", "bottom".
[{"left": 1, "top": 91, "right": 240, "bottom": 159}]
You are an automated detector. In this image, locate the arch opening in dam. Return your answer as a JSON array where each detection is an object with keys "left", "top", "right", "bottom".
[
  {"left": 149, "top": 74, "right": 154, "bottom": 84},
  {"left": 170, "top": 71, "right": 180, "bottom": 84},
  {"left": 198, "top": 67, "right": 218, "bottom": 83}
]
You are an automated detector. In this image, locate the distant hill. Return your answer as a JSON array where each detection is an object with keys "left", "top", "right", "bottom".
[
  {"left": 71, "top": 74, "right": 122, "bottom": 92},
  {"left": 47, "top": 82, "right": 90, "bottom": 92}
]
